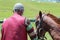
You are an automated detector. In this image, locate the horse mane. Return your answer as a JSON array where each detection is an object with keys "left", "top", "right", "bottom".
[{"left": 47, "top": 13, "right": 60, "bottom": 24}]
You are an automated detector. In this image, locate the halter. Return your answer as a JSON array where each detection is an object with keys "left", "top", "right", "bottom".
[{"left": 37, "top": 11, "right": 47, "bottom": 40}]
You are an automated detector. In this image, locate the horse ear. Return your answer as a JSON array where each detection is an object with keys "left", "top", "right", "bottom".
[{"left": 39, "top": 11, "right": 42, "bottom": 19}]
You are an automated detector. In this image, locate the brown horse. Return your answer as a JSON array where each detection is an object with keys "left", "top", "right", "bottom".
[{"left": 35, "top": 11, "right": 60, "bottom": 40}]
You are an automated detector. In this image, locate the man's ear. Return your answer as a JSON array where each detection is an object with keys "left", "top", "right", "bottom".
[{"left": 39, "top": 11, "right": 42, "bottom": 19}]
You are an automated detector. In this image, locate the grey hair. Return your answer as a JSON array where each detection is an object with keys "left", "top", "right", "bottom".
[{"left": 13, "top": 3, "right": 24, "bottom": 12}]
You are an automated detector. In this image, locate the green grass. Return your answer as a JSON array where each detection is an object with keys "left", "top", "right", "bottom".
[{"left": 0, "top": 0, "right": 60, "bottom": 40}]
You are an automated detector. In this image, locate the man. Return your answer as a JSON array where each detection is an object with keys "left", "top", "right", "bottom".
[{"left": 1, "top": 3, "right": 38, "bottom": 40}]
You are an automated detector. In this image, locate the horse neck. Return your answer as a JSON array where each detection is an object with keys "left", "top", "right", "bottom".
[
  {"left": 46, "top": 14, "right": 60, "bottom": 36},
  {"left": 43, "top": 13, "right": 60, "bottom": 30},
  {"left": 49, "top": 27, "right": 60, "bottom": 40},
  {"left": 47, "top": 13, "right": 60, "bottom": 24}
]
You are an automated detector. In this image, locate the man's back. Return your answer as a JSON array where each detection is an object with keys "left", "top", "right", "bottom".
[{"left": 1, "top": 13, "right": 27, "bottom": 40}]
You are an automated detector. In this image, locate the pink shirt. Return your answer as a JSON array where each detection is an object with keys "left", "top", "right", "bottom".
[{"left": 1, "top": 13, "right": 27, "bottom": 40}]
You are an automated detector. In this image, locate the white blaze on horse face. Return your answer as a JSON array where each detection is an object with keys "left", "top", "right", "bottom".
[{"left": 43, "top": 15, "right": 58, "bottom": 28}]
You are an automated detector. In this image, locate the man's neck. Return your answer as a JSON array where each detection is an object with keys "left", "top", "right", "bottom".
[{"left": 14, "top": 12, "right": 23, "bottom": 16}]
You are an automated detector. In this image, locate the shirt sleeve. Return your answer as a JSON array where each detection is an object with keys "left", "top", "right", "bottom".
[{"left": 25, "top": 18, "right": 38, "bottom": 40}]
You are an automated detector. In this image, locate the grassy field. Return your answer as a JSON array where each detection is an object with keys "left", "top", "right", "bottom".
[{"left": 0, "top": 0, "right": 60, "bottom": 40}]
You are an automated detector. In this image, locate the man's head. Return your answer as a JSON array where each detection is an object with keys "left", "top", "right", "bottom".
[{"left": 13, "top": 3, "right": 24, "bottom": 16}]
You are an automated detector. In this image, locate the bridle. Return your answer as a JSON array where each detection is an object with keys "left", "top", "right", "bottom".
[{"left": 36, "top": 11, "right": 47, "bottom": 40}]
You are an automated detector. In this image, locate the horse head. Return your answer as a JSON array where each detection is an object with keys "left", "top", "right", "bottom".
[
  {"left": 35, "top": 11, "right": 50, "bottom": 40},
  {"left": 35, "top": 11, "right": 60, "bottom": 40}
]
